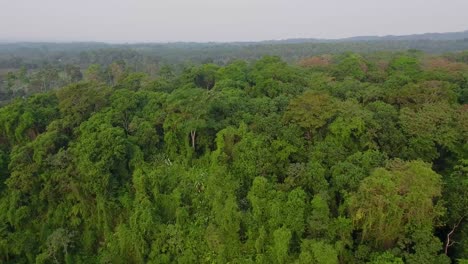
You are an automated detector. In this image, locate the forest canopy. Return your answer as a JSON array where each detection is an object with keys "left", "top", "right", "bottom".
[{"left": 0, "top": 49, "right": 467, "bottom": 263}]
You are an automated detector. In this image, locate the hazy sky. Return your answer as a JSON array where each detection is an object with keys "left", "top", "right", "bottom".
[{"left": 1, "top": 0, "right": 467, "bottom": 43}]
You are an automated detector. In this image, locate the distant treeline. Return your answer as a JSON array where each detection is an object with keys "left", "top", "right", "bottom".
[
  {"left": 1, "top": 38, "right": 468, "bottom": 68},
  {"left": 1, "top": 40, "right": 468, "bottom": 104}
]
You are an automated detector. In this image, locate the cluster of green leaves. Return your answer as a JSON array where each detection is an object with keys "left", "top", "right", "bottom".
[{"left": 0, "top": 51, "right": 467, "bottom": 263}]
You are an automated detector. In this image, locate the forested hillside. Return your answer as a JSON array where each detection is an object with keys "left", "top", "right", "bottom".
[{"left": 0, "top": 51, "right": 467, "bottom": 263}]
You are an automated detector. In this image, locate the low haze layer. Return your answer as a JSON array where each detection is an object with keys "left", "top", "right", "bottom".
[{"left": 1, "top": 0, "right": 468, "bottom": 42}]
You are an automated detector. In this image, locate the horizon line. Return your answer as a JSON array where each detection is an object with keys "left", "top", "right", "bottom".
[{"left": 1, "top": 29, "right": 467, "bottom": 45}]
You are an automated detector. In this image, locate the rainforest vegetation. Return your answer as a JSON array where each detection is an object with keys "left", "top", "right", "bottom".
[{"left": 0, "top": 49, "right": 467, "bottom": 263}]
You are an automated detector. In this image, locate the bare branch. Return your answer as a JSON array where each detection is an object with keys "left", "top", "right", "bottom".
[{"left": 445, "top": 215, "right": 466, "bottom": 255}]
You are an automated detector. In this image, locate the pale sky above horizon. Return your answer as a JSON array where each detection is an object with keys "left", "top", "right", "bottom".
[{"left": 1, "top": 0, "right": 467, "bottom": 43}]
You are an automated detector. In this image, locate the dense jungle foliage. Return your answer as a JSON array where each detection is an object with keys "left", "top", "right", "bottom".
[
  {"left": 2, "top": 38, "right": 468, "bottom": 104},
  {"left": 0, "top": 50, "right": 467, "bottom": 263}
]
